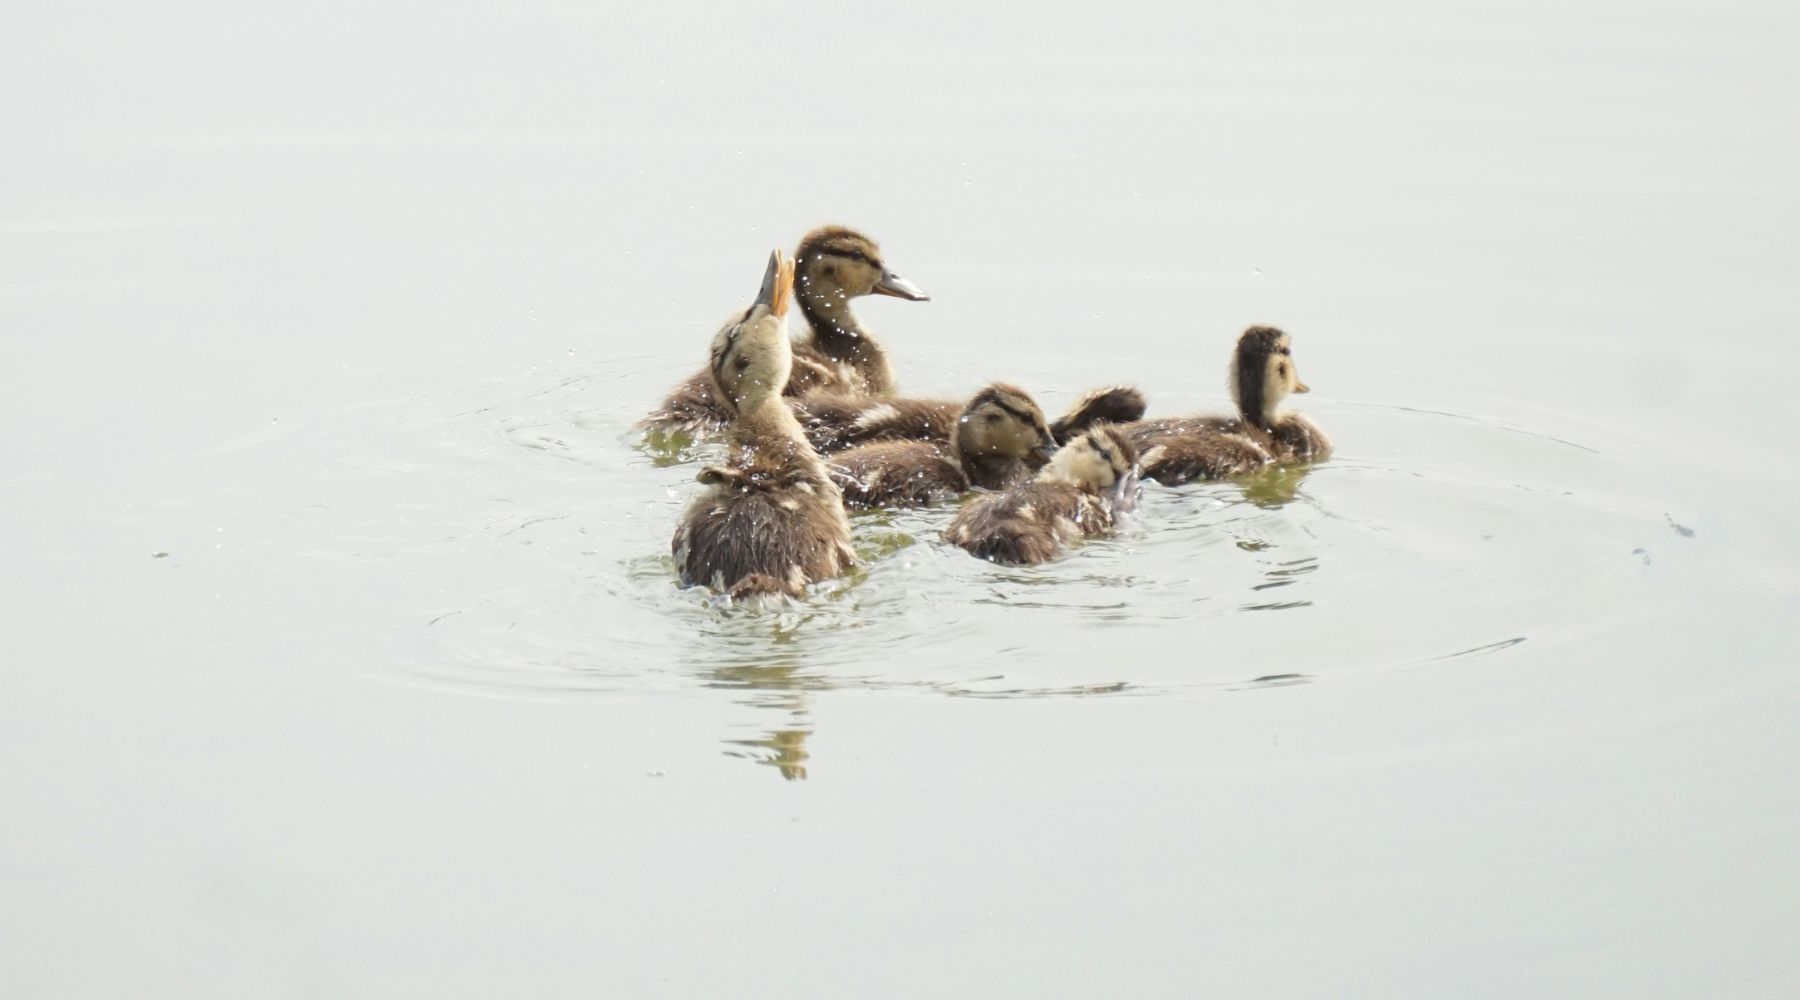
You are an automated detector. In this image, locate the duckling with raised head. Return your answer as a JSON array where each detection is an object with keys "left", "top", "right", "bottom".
[
  {"left": 796, "top": 382, "right": 1146, "bottom": 454},
  {"left": 944, "top": 424, "right": 1140, "bottom": 565},
  {"left": 642, "top": 226, "right": 929, "bottom": 437},
  {"left": 672, "top": 251, "right": 856, "bottom": 600},
  {"left": 1124, "top": 325, "right": 1330, "bottom": 484},
  {"left": 827, "top": 383, "right": 1058, "bottom": 509}
]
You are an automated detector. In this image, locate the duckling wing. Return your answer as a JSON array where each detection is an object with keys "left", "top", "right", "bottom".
[
  {"left": 827, "top": 441, "right": 965, "bottom": 509},
  {"left": 944, "top": 483, "right": 1090, "bottom": 565},
  {"left": 783, "top": 352, "right": 845, "bottom": 397},
  {"left": 1131, "top": 426, "right": 1271, "bottom": 484},
  {"left": 792, "top": 394, "right": 960, "bottom": 453},
  {"left": 641, "top": 367, "right": 728, "bottom": 436},
  {"left": 1271, "top": 413, "right": 1332, "bottom": 462}
]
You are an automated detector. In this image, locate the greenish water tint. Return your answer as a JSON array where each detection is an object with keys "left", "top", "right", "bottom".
[{"left": 5, "top": 2, "right": 1799, "bottom": 997}]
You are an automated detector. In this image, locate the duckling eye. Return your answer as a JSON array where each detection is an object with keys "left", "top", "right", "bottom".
[
  {"left": 821, "top": 264, "right": 837, "bottom": 279},
  {"left": 984, "top": 413, "right": 1001, "bottom": 423},
  {"left": 734, "top": 357, "right": 751, "bottom": 373}
]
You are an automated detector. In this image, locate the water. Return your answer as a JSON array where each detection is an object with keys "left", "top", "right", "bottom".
[{"left": 6, "top": 3, "right": 1800, "bottom": 997}]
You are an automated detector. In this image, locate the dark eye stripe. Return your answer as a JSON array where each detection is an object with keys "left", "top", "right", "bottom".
[
  {"left": 988, "top": 399, "right": 1038, "bottom": 425},
  {"left": 711, "top": 325, "right": 744, "bottom": 371},
  {"left": 814, "top": 247, "right": 877, "bottom": 267}
]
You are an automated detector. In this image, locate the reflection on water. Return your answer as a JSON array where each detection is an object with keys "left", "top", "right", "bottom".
[
  {"left": 634, "top": 426, "right": 710, "bottom": 468},
  {"left": 710, "top": 660, "right": 817, "bottom": 782},
  {"left": 1237, "top": 462, "right": 1313, "bottom": 508}
]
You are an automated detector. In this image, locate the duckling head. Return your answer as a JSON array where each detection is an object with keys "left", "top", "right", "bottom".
[
  {"left": 1230, "top": 325, "right": 1311, "bottom": 428},
  {"left": 794, "top": 226, "right": 929, "bottom": 310},
  {"left": 956, "top": 383, "right": 1058, "bottom": 465},
  {"left": 1042, "top": 424, "right": 1140, "bottom": 508},
  {"left": 709, "top": 250, "right": 797, "bottom": 414}
]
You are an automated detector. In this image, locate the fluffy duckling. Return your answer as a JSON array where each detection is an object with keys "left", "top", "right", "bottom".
[
  {"left": 795, "top": 383, "right": 1147, "bottom": 454},
  {"left": 642, "top": 226, "right": 929, "bottom": 437},
  {"left": 1124, "top": 325, "right": 1331, "bottom": 484},
  {"left": 826, "top": 383, "right": 1058, "bottom": 509},
  {"left": 944, "top": 424, "right": 1140, "bottom": 565},
  {"left": 672, "top": 251, "right": 856, "bottom": 600}
]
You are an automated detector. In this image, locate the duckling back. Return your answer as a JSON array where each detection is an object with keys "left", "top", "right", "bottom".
[
  {"left": 943, "top": 480, "right": 1109, "bottom": 565},
  {"left": 827, "top": 440, "right": 965, "bottom": 510},
  {"left": 1125, "top": 417, "right": 1271, "bottom": 484},
  {"left": 675, "top": 448, "right": 855, "bottom": 596}
]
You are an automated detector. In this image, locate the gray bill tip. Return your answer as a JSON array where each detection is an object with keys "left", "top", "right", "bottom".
[{"left": 872, "top": 268, "right": 929, "bottom": 301}]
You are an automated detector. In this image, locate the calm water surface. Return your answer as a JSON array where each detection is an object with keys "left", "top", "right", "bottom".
[{"left": 5, "top": 3, "right": 1799, "bottom": 997}]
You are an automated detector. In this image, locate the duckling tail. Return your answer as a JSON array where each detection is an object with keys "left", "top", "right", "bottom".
[
  {"left": 726, "top": 572, "right": 791, "bottom": 602},
  {"left": 1051, "top": 385, "right": 1147, "bottom": 444}
]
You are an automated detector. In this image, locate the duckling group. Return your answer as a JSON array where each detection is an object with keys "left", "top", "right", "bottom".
[{"left": 646, "top": 227, "right": 1330, "bottom": 602}]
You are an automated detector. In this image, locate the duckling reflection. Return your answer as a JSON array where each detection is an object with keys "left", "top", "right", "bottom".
[
  {"left": 722, "top": 723, "right": 813, "bottom": 782},
  {"left": 1238, "top": 461, "right": 1314, "bottom": 508},
  {"left": 708, "top": 658, "right": 824, "bottom": 782}
]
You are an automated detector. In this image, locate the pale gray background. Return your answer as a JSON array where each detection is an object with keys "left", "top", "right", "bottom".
[{"left": 5, "top": 2, "right": 1798, "bottom": 997}]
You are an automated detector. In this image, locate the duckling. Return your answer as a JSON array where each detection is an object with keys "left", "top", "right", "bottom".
[
  {"left": 788, "top": 225, "right": 929, "bottom": 395},
  {"left": 641, "top": 226, "right": 929, "bottom": 437},
  {"left": 795, "top": 383, "right": 1147, "bottom": 454},
  {"left": 826, "top": 383, "right": 1058, "bottom": 509},
  {"left": 1124, "top": 325, "right": 1331, "bottom": 484},
  {"left": 672, "top": 251, "right": 856, "bottom": 600},
  {"left": 944, "top": 424, "right": 1140, "bottom": 565}
]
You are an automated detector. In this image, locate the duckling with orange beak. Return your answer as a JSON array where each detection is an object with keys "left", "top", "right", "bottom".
[{"left": 672, "top": 251, "right": 856, "bottom": 601}]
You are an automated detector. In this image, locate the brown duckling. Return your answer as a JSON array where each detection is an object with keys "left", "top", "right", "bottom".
[
  {"left": 795, "top": 383, "right": 1147, "bottom": 454},
  {"left": 672, "top": 251, "right": 856, "bottom": 600},
  {"left": 826, "top": 383, "right": 1058, "bottom": 509},
  {"left": 1124, "top": 325, "right": 1331, "bottom": 484},
  {"left": 944, "top": 424, "right": 1140, "bottom": 565},
  {"left": 642, "top": 226, "right": 929, "bottom": 437}
]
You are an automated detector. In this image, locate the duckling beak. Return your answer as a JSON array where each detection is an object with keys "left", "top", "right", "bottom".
[
  {"left": 754, "top": 250, "right": 795, "bottom": 318},
  {"left": 1293, "top": 378, "right": 1311, "bottom": 394},
  {"left": 872, "top": 267, "right": 929, "bottom": 302},
  {"left": 1032, "top": 439, "right": 1060, "bottom": 463}
]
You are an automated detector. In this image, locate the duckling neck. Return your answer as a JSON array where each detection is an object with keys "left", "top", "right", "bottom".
[
  {"left": 732, "top": 396, "right": 832, "bottom": 476},
  {"left": 957, "top": 449, "right": 1025, "bottom": 491},
  {"left": 1235, "top": 377, "right": 1277, "bottom": 431},
  {"left": 796, "top": 290, "right": 896, "bottom": 393}
]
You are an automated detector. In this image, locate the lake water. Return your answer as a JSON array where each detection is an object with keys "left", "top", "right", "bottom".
[{"left": 6, "top": 3, "right": 1799, "bottom": 997}]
